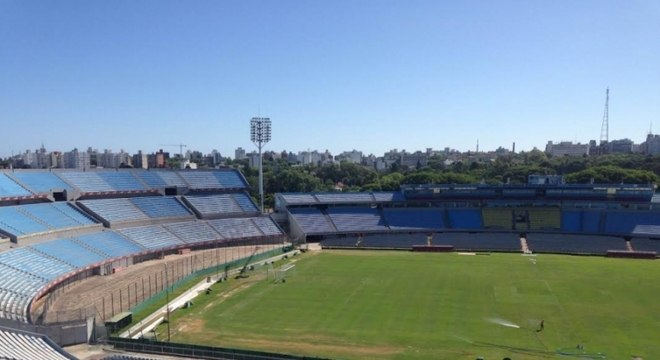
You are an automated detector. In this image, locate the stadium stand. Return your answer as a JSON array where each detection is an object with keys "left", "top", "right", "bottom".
[
  {"left": 632, "top": 224, "right": 660, "bottom": 237},
  {"left": 21, "top": 203, "right": 96, "bottom": 228},
  {"left": 117, "top": 225, "right": 185, "bottom": 250},
  {"left": 208, "top": 217, "right": 264, "bottom": 239},
  {"left": 382, "top": 208, "right": 445, "bottom": 230},
  {"left": 0, "top": 206, "right": 51, "bottom": 237},
  {"left": 0, "top": 247, "right": 75, "bottom": 281},
  {"left": 31, "top": 238, "right": 107, "bottom": 268},
  {"left": 97, "top": 172, "right": 147, "bottom": 191},
  {"left": 435, "top": 232, "right": 521, "bottom": 252},
  {"left": 0, "top": 203, "right": 99, "bottom": 239},
  {"left": 604, "top": 211, "right": 660, "bottom": 234},
  {"left": 373, "top": 192, "right": 406, "bottom": 202},
  {"left": 326, "top": 207, "right": 388, "bottom": 232},
  {"left": 251, "top": 217, "right": 284, "bottom": 236},
  {"left": 527, "top": 208, "right": 561, "bottom": 230},
  {"left": 0, "top": 326, "right": 73, "bottom": 360},
  {"left": 289, "top": 208, "right": 337, "bottom": 234},
  {"left": 446, "top": 209, "right": 482, "bottom": 229},
  {"left": 213, "top": 171, "right": 247, "bottom": 189},
  {"left": 315, "top": 192, "right": 376, "bottom": 203},
  {"left": 0, "top": 266, "right": 45, "bottom": 321},
  {"left": 319, "top": 236, "right": 362, "bottom": 248},
  {"left": 129, "top": 196, "right": 193, "bottom": 219},
  {"left": 10, "top": 172, "right": 72, "bottom": 194},
  {"left": 279, "top": 194, "right": 318, "bottom": 205},
  {"left": 70, "top": 231, "right": 145, "bottom": 259},
  {"left": 134, "top": 170, "right": 187, "bottom": 188},
  {"left": 561, "top": 210, "right": 582, "bottom": 232},
  {"left": 58, "top": 172, "right": 117, "bottom": 193},
  {"left": 481, "top": 208, "right": 513, "bottom": 229},
  {"left": 581, "top": 211, "right": 602, "bottom": 233},
  {"left": 277, "top": 192, "right": 402, "bottom": 207},
  {"left": 631, "top": 238, "right": 660, "bottom": 253},
  {"left": 163, "top": 221, "right": 223, "bottom": 244},
  {"left": 184, "top": 193, "right": 258, "bottom": 218},
  {"left": 0, "top": 173, "right": 32, "bottom": 198},
  {"left": 79, "top": 198, "right": 150, "bottom": 225},
  {"left": 359, "top": 233, "right": 428, "bottom": 248},
  {"left": 178, "top": 170, "right": 247, "bottom": 189},
  {"left": 526, "top": 234, "right": 627, "bottom": 255},
  {"left": 232, "top": 193, "right": 260, "bottom": 213}
]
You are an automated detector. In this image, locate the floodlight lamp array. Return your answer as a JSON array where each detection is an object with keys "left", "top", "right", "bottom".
[{"left": 250, "top": 117, "right": 272, "bottom": 144}]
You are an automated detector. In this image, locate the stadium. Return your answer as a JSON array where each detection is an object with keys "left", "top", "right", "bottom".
[{"left": 0, "top": 169, "right": 658, "bottom": 359}]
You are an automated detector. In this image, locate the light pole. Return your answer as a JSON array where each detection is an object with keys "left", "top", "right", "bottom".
[{"left": 250, "top": 117, "right": 271, "bottom": 213}]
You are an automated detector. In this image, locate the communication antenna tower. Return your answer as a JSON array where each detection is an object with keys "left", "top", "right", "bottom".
[{"left": 599, "top": 87, "right": 609, "bottom": 144}]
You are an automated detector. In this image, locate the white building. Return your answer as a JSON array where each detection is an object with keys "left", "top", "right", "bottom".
[
  {"left": 234, "top": 147, "right": 247, "bottom": 160},
  {"left": 545, "top": 141, "right": 590, "bottom": 157},
  {"left": 336, "top": 150, "right": 363, "bottom": 164},
  {"left": 63, "top": 148, "right": 91, "bottom": 169}
]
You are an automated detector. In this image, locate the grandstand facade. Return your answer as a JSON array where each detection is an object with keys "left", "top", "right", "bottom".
[
  {"left": 0, "top": 169, "right": 286, "bottom": 355},
  {"left": 275, "top": 182, "right": 660, "bottom": 256}
]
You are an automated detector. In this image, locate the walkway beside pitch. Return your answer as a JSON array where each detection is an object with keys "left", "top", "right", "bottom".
[{"left": 118, "top": 248, "right": 299, "bottom": 340}]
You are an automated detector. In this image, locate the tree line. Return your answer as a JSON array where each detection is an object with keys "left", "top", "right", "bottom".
[{"left": 227, "top": 150, "right": 660, "bottom": 208}]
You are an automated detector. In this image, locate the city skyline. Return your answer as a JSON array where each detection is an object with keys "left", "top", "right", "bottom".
[{"left": 2, "top": 1, "right": 660, "bottom": 159}]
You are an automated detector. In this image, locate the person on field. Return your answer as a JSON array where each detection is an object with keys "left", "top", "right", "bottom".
[{"left": 536, "top": 319, "right": 544, "bottom": 332}]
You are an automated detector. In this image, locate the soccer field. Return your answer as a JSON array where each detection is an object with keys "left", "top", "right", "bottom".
[{"left": 166, "top": 250, "right": 659, "bottom": 359}]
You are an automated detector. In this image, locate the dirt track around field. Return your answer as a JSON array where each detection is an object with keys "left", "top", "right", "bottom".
[{"left": 41, "top": 245, "right": 281, "bottom": 323}]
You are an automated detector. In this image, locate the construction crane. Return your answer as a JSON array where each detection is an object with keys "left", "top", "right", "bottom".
[{"left": 159, "top": 143, "right": 188, "bottom": 160}]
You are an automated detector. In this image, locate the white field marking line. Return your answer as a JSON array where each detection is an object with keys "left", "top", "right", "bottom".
[
  {"left": 485, "top": 317, "right": 521, "bottom": 329},
  {"left": 340, "top": 278, "right": 368, "bottom": 308}
]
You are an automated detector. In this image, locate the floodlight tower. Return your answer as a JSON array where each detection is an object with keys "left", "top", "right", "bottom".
[{"left": 250, "top": 117, "right": 271, "bottom": 213}]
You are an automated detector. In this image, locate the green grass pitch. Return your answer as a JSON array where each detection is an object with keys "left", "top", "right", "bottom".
[{"left": 165, "top": 250, "right": 659, "bottom": 359}]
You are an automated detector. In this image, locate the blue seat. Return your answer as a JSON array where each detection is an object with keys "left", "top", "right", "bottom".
[
  {"left": 58, "top": 172, "right": 114, "bottom": 192},
  {"left": 0, "top": 207, "right": 50, "bottom": 236},
  {"left": 208, "top": 218, "right": 263, "bottom": 239},
  {"left": 19, "top": 203, "right": 96, "bottom": 229},
  {"left": 214, "top": 171, "right": 247, "bottom": 189},
  {"left": 135, "top": 171, "right": 187, "bottom": 188},
  {"left": 79, "top": 198, "right": 149, "bottom": 223},
  {"left": 289, "top": 208, "right": 336, "bottom": 234},
  {"left": 232, "top": 193, "right": 259, "bottom": 213},
  {"left": 72, "top": 231, "right": 145, "bottom": 258},
  {"left": 447, "top": 209, "right": 483, "bottom": 229},
  {"left": 383, "top": 208, "right": 446, "bottom": 230},
  {"left": 526, "top": 234, "right": 626, "bottom": 255},
  {"left": 117, "top": 225, "right": 184, "bottom": 250},
  {"left": 326, "top": 207, "right": 388, "bottom": 232},
  {"left": 185, "top": 194, "right": 245, "bottom": 217},
  {"left": 164, "top": 221, "right": 222, "bottom": 243},
  {"left": 31, "top": 239, "right": 107, "bottom": 268},
  {"left": 0, "top": 174, "right": 31, "bottom": 197},
  {"left": 11, "top": 172, "right": 72, "bottom": 194},
  {"left": 251, "top": 217, "right": 283, "bottom": 236},
  {"left": 0, "top": 247, "right": 74, "bottom": 281},
  {"left": 97, "top": 172, "right": 146, "bottom": 191},
  {"left": 178, "top": 171, "right": 222, "bottom": 189},
  {"left": 130, "top": 197, "right": 192, "bottom": 218}
]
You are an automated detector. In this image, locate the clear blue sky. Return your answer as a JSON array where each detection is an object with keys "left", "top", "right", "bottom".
[{"left": 1, "top": 0, "right": 659, "bottom": 158}]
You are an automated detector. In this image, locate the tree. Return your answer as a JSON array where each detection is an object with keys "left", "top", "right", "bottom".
[
  {"left": 403, "top": 171, "right": 439, "bottom": 184},
  {"left": 267, "top": 168, "right": 323, "bottom": 193}
]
